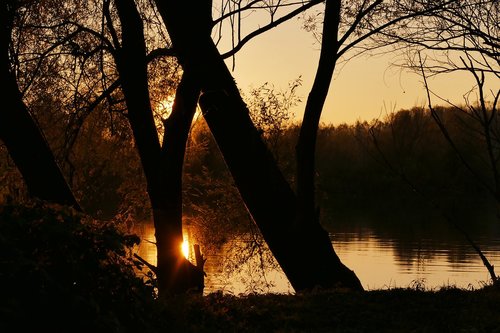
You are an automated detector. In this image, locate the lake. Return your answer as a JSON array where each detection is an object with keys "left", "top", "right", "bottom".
[{"left": 133, "top": 211, "right": 500, "bottom": 295}]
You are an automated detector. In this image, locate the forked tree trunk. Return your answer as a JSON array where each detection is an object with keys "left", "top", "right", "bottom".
[
  {"left": 156, "top": 70, "right": 204, "bottom": 294},
  {"left": 0, "top": 2, "right": 80, "bottom": 210},
  {"left": 114, "top": 0, "right": 204, "bottom": 295},
  {"left": 155, "top": 0, "right": 363, "bottom": 291}
]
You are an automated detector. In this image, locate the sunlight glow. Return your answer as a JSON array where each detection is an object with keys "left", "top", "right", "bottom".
[
  {"left": 181, "top": 240, "right": 189, "bottom": 259},
  {"left": 157, "top": 95, "right": 175, "bottom": 119}
]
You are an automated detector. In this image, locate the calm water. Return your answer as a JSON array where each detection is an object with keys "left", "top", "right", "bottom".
[
  {"left": 133, "top": 218, "right": 500, "bottom": 295},
  {"left": 331, "top": 227, "right": 500, "bottom": 291}
]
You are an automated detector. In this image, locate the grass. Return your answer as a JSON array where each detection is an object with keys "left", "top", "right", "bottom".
[{"left": 162, "top": 284, "right": 500, "bottom": 333}]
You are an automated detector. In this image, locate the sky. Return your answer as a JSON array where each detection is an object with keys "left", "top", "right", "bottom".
[{"left": 219, "top": 12, "right": 481, "bottom": 126}]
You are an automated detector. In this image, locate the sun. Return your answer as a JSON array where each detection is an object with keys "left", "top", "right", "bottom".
[{"left": 181, "top": 240, "right": 189, "bottom": 259}]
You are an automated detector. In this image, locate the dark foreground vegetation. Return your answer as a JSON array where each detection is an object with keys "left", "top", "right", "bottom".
[
  {"left": 1, "top": 202, "right": 499, "bottom": 333},
  {"left": 171, "top": 287, "right": 500, "bottom": 333}
]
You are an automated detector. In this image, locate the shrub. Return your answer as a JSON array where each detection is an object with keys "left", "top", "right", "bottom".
[{"left": 0, "top": 201, "right": 161, "bottom": 332}]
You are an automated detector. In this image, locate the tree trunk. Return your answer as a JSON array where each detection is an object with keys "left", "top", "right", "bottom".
[
  {"left": 156, "top": 70, "right": 204, "bottom": 294},
  {"left": 114, "top": 0, "right": 203, "bottom": 295},
  {"left": 0, "top": 2, "right": 80, "bottom": 210},
  {"left": 296, "top": 0, "right": 341, "bottom": 222},
  {"left": 155, "top": 0, "right": 363, "bottom": 291}
]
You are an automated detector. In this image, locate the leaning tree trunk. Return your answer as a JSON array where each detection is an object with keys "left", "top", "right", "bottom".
[
  {"left": 0, "top": 2, "right": 80, "bottom": 210},
  {"left": 114, "top": 0, "right": 203, "bottom": 296},
  {"left": 155, "top": 0, "right": 363, "bottom": 291}
]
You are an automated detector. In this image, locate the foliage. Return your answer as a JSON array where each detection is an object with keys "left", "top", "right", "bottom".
[
  {"left": 182, "top": 119, "right": 292, "bottom": 293},
  {"left": 183, "top": 118, "right": 253, "bottom": 250},
  {"left": 314, "top": 105, "right": 499, "bottom": 223},
  {"left": 0, "top": 201, "right": 162, "bottom": 332},
  {"left": 156, "top": 287, "right": 500, "bottom": 332},
  {"left": 0, "top": 145, "right": 27, "bottom": 204},
  {"left": 246, "top": 77, "right": 302, "bottom": 156}
]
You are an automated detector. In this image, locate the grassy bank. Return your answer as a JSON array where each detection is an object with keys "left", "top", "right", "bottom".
[{"left": 164, "top": 286, "right": 500, "bottom": 332}]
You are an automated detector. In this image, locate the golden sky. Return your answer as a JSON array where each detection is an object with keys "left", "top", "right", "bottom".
[{"left": 221, "top": 15, "right": 486, "bottom": 126}]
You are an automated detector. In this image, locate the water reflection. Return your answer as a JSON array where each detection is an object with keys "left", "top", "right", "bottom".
[
  {"left": 331, "top": 227, "right": 500, "bottom": 290},
  {"left": 133, "top": 220, "right": 500, "bottom": 295},
  {"left": 133, "top": 222, "right": 156, "bottom": 266},
  {"left": 133, "top": 222, "right": 293, "bottom": 295},
  {"left": 202, "top": 239, "right": 293, "bottom": 295}
]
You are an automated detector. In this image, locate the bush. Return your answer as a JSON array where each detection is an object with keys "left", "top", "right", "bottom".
[{"left": 0, "top": 201, "right": 161, "bottom": 332}]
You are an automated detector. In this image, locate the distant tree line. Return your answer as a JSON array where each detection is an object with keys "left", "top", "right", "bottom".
[
  {"left": 316, "top": 106, "right": 498, "bottom": 219},
  {"left": 3, "top": 103, "right": 497, "bottom": 232}
]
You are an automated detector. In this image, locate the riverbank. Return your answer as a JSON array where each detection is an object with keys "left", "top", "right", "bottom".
[{"left": 165, "top": 285, "right": 500, "bottom": 332}]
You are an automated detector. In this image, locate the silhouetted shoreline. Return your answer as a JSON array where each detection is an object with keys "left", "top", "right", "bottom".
[{"left": 160, "top": 286, "right": 500, "bottom": 332}]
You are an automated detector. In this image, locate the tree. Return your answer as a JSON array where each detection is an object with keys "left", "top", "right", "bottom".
[
  {"left": 384, "top": 0, "right": 499, "bottom": 284},
  {"left": 0, "top": 0, "right": 80, "bottom": 209},
  {"left": 153, "top": 0, "right": 359, "bottom": 291},
  {"left": 411, "top": 1, "right": 499, "bottom": 201},
  {"left": 112, "top": 0, "right": 205, "bottom": 295},
  {"left": 114, "top": 0, "right": 338, "bottom": 295},
  {"left": 0, "top": 0, "right": 202, "bottom": 295},
  {"left": 154, "top": 0, "right": 458, "bottom": 292}
]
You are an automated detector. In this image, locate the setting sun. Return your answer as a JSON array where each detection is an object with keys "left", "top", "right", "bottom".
[{"left": 181, "top": 240, "right": 189, "bottom": 259}]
